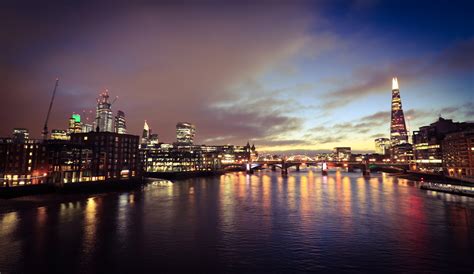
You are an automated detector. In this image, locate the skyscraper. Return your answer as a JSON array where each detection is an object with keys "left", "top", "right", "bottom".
[
  {"left": 142, "top": 120, "right": 150, "bottom": 144},
  {"left": 94, "top": 91, "right": 114, "bottom": 132},
  {"left": 176, "top": 122, "right": 195, "bottom": 145},
  {"left": 115, "top": 110, "right": 127, "bottom": 134},
  {"left": 68, "top": 113, "right": 82, "bottom": 133},
  {"left": 390, "top": 77, "right": 408, "bottom": 146}
]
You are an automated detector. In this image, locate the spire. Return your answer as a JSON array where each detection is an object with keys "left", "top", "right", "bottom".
[
  {"left": 143, "top": 120, "right": 149, "bottom": 131},
  {"left": 392, "top": 77, "right": 399, "bottom": 90}
]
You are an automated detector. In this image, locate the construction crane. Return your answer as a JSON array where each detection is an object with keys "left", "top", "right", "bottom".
[{"left": 42, "top": 78, "right": 59, "bottom": 140}]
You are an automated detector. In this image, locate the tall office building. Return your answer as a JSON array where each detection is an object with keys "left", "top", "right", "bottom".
[
  {"left": 94, "top": 91, "right": 114, "bottom": 132},
  {"left": 115, "top": 110, "right": 127, "bottom": 134},
  {"left": 176, "top": 122, "right": 195, "bottom": 145},
  {"left": 12, "top": 128, "right": 29, "bottom": 143},
  {"left": 390, "top": 77, "right": 408, "bottom": 146},
  {"left": 68, "top": 113, "right": 82, "bottom": 133},
  {"left": 374, "top": 138, "right": 390, "bottom": 155},
  {"left": 142, "top": 120, "right": 150, "bottom": 144}
]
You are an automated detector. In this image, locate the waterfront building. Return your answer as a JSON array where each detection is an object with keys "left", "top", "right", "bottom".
[
  {"left": 94, "top": 91, "right": 114, "bottom": 132},
  {"left": 374, "top": 137, "right": 390, "bottom": 155},
  {"left": 390, "top": 78, "right": 409, "bottom": 160},
  {"left": 391, "top": 143, "right": 413, "bottom": 163},
  {"left": 51, "top": 129, "right": 69, "bottom": 140},
  {"left": 176, "top": 122, "right": 195, "bottom": 145},
  {"left": 68, "top": 114, "right": 82, "bottom": 134},
  {"left": 0, "top": 138, "right": 48, "bottom": 186},
  {"left": 143, "top": 144, "right": 221, "bottom": 173},
  {"left": 115, "top": 110, "right": 127, "bottom": 134},
  {"left": 442, "top": 129, "right": 474, "bottom": 179},
  {"left": 12, "top": 128, "right": 29, "bottom": 143},
  {"left": 412, "top": 117, "right": 474, "bottom": 173},
  {"left": 333, "top": 147, "right": 351, "bottom": 161},
  {"left": 70, "top": 132, "right": 140, "bottom": 181}
]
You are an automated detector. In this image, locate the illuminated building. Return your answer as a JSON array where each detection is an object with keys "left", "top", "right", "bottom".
[
  {"left": 114, "top": 110, "right": 127, "bottom": 134},
  {"left": 374, "top": 138, "right": 390, "bottom": 155},
  {"left": 391, "top": 143, "right": 413, "bottom": 163},
  {"left": 51, "top": 129, "right": 69, "bottom": 140},
  {"left": 142, "top": 120, "right": 150, "bottom": 144},
  {"left": 390, "top": 77, "right": 409, "bottom": 159},
  {"left": 176, "top": 122, "right": 195, "bottom": 145},
  {"left": 82, "top": 123, "right": 93, "bottom": 133},
  {"left": 442, "top": 129, "right": 474, "bottom": 179},
  {"left": 94, "top": 91, "right": 114, "bottom": 132},
  {"left": 413, "top": 117, "right": 474, "bottom": 173},
  {"left": 0, "top": 138, "right": 48, "bottom": 186},
  {"left": 68, "top": 114, "right": 82, "bottom": 133},
  {"left": 70, "top": 132, "right": 140, "bottom": 181},
  {"left": 12, "top": 128, "right": 29, "bottom": 143},
  {"left": 149, "top": 134, "right": 159, "bottom": 145},
  {"left": 143, "top": 145, "right": 221, "bottom": 173},
  {"left": 333, "top": 147, "right": 351, "bottom": 161}
]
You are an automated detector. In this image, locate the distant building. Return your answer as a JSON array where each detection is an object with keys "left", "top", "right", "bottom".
[
  {"left": 68, "top": 114, "right": 82, "bottom": 134},
  {"left": 176, "top": 122, "right": 195, "bottom": 145},
  {"left": 374, "top": 138, "right": 390, "bottom": 155},
  {"left": 412, "top": 117, "right": 474, "bottom": 173},
  {"left": 333, "top": 147, "right": 351, "bottom": 161},
  {"left": 142, "top": 120, "right": 151, "bottom": 144},
  {"left": 94, "top": 91, "right": 114, "bottom": 132},
  {"left": 81, "top": 123, "right": 93, "bottom": 133},
  {"left": 442, "top": 129, "right": 474, "bottom": 179},
  {"left": 51, "top": 129, "right": 69, "bottom": 140},
  {"left": 390, "top": 78, "right": 409, "bottom": 160},
  {"left": 143, "top": 145, "right": 221, "bottom": 173},
  {"left": 149, "top": 134, "right": 159, "bottom": 145},
  {"left": 115, "top": 110, "right": 127, "bottom": 134},
  {"left": 391, "top": 143, "right": 413, "bottom": 163},
  {"left": 12, "top": 128, "right": 29, "bottom": 143}
]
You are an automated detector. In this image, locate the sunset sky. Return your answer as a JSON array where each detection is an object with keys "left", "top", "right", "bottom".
[{"left": 1, "top": 0, "right": 473, "bottom": 153}]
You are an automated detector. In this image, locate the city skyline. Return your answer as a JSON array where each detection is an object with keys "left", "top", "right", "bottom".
[{"left": 1, "top": 1, "right": 473, "bottom": 152}]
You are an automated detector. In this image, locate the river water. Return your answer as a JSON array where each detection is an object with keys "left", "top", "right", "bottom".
[{"left": 0, "top": 169, "right": 473, "bottom": 273}]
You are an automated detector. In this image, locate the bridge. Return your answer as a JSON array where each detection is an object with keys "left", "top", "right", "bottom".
[{"left": 222, "top": 155, "right": 410, "bottom": 176}]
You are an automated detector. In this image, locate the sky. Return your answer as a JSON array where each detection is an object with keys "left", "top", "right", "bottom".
[{"left": 1, "top": 0, "right": 473, "bottom": 153}]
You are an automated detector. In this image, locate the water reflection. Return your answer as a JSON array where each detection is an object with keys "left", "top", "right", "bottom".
[{"left": 0, "top": 169, "right": 473, "bottom": 273}]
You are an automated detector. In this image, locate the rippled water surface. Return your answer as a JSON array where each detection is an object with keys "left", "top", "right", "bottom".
[{"left": 0, "top": 169, "right": 473, "bottom": 273}]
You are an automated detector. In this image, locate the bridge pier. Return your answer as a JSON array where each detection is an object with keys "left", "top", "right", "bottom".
[
  {"left": 296, "top": 165, "right": 300, "bottom": 172},
  {"left": 271, "top": 165, "right": 276, "bottom": 171},
  {"left": 281, "top": 168, "right": 288, "bottom": 176}
]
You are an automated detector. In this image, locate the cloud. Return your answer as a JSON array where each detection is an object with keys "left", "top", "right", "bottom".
[
  {"left": 322, "top": 38, "right": 474, "bottom": 110},
  {"left": 0, "top": 1, "right": 317, "bottom": 145}
]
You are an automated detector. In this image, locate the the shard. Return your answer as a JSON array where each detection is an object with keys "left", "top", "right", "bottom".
[{"left": 390, "top": 77, "right": 408, "bottom": 146}]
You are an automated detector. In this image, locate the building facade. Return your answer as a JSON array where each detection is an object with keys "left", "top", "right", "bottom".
[
  {"left": 412, "top": 117, "right": 474, "bottom": 173},
  {"left": 95, "top": 91, "right": 114, "bottom": 132},
  {"left": 176, "top": 122, "right": 195, "bottom": 145},
  {"left": 442, "top": 129, "right": 474, "bottom": 179},
  {"left": 374, "top": 137, "right": 390, "bottom": 155},
  {"left": 115, "top": 110, "right": 127, "bottom": 134},
  {"left": 390, "top": 78, "right": 409, "bottom": 160},
  {"left": 70, "top": 132, "right": 140, "bottom": 181}
]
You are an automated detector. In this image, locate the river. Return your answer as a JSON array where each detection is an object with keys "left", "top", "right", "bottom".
[{"left": 0, "top": 169, "right": 473, "bottom": 273}]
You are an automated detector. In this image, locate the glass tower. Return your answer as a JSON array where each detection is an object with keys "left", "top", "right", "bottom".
[{"left": 390, "top": 77, "right": 408, "bottom": 146}]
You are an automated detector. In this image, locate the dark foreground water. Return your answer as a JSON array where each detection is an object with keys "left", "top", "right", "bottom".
[{"left": 0, "top": 169, "right": 473, "bottom": 273}]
